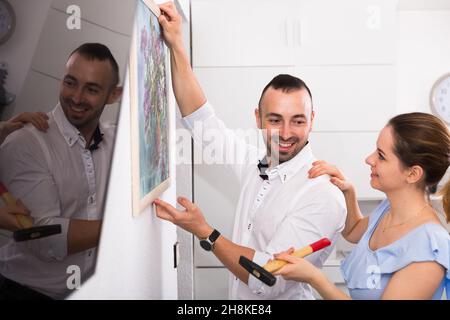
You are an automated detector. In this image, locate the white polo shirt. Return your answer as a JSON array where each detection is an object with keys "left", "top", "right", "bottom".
[{"left": 182, "top": 102, "right": 346, "bottom": 300}]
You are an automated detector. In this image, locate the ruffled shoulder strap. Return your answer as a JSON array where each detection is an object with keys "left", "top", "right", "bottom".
[
  {"left": 376, "top": 223, "right": 450, "bottom": 280},
  {"left": 341, "top": 222, "right": 450, "bottom": 293}
]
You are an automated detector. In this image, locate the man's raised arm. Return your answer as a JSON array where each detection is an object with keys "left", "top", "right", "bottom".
[{"left": 159, "top": 2, "right": 206, "bottom": 117}]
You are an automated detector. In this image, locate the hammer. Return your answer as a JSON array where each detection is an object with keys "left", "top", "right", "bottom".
[
  {"left": 0, "top": 182, "right": 62, "bottom": 241},
  {"left": 239, "top": 238, "right": 331, "bottom": 287}
]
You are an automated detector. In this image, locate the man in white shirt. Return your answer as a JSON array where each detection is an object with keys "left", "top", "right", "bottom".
[
  {"left": 0, "top": 43, "right": 122, "bottom": 299},
  {"left": 154, "top": 3, "right": 346, "bottom": 299}
]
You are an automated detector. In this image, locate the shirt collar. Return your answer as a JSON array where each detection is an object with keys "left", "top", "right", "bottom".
[
  {"left": 262, "top": 142, "right": 314, "bottom": 183},
  {"left": 53, "top": 103, "right": 103, "bottom": 150}
]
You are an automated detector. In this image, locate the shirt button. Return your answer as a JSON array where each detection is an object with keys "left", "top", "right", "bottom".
[{"left": 247, "top": 223, "right": 251, "bottom": 230}]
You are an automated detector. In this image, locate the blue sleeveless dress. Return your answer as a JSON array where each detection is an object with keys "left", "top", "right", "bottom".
[{"left": 340, "top": 199, "right": 450, "bottom": 299}]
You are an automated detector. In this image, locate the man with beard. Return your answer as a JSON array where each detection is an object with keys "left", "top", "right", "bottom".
[
  {"left": 154, "top": 3, "right": 346, "bottom": 300},
  {"left": 0, "top": 43, "right": 122, "bottom": 299}
]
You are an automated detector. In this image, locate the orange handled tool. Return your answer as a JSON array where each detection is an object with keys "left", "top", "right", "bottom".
[
  {"left": 263, "top": 238, "right": 331, "bottom": 273},
  {"left": 239, "top": 238, "right": 332, "bottom": 286},
  {"left": 0, "top": 182, "right": 33, "bottom": 229}
]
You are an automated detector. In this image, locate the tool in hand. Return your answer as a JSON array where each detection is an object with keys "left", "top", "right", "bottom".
[
  {"left": 0, "top": 182, "right": 62, "bottom": 241},
  {"left": 239, "top": 237, "right": 331, "bottom": 286}
]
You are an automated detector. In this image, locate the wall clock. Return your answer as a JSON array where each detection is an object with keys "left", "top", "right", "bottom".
[
  {"left": 430, "top": 73, "right": 450, "bottom": 125},
  {"left": 0, "top": 0, "right": 15, "bottom": 46}
]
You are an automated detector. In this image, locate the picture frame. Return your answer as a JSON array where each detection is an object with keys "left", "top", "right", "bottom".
[{"left": 129, "top": 0, "right": 170, "bottom": 217}]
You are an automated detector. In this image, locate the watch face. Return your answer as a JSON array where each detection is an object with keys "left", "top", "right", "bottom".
[
  {"left": 200, "top": 239, "right": 212, "bottom": 251},
  {"left": 430, "top": 73, "right": 450, "bottom": 125},
  {"left": 0, "top": 0, "right": 15, "bottom": 45}
]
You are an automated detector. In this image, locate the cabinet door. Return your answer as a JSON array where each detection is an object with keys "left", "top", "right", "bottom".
[
  {"left": 309, "top": 132, "right": 384, "bottom": 200},
  {"left": 194, "top": 66, "right": 294, "bottom": 129},
  {"left": 293, "top": 65, "right": 396, "bottom": 131},
  {"left": 195, "top": 268, "right": 229, "bottom": 299},
  {"left": 191, "top": 0, "right": 297, "bottom": 67},
  {"left": 295, "top": 0, "right": 398, "bottom": 65}
]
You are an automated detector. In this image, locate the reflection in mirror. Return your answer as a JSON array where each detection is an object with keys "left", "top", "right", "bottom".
[{"left": 0, "top": 0, "right": 137, "bottom": 299}]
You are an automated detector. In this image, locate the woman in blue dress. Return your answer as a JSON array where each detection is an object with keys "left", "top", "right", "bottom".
[{"left": 274, "top": 112, "right": 450, "bottom": 299}]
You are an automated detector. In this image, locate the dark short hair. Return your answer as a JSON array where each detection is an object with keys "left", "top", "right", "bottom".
[
  {"left": 69, "top": 43, "right": 120, "bottom": 87},
  {"left": 258, "top": 74, "right": 313, "bottom": 110}
]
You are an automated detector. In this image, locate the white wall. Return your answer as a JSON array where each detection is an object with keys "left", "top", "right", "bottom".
[
  {"left": 3, "top": 0, "right": 136, "bottom": 123},
  {"left": 396, "top": 10, "right": 450, "bottom": 115},
  {"left": 0, "top": 0, "right": 52, "bottom": 119},
  {"left": 69, "top": 69, "right": 178, "bottom": 299}
]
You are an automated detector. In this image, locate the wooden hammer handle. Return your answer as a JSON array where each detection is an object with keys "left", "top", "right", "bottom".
[{"left": 263, "top": 238, "right": 331, "bottom": 273}]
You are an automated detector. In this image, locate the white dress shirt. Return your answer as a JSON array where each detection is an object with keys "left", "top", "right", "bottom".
[
  {"left": 182, "top": 102, "right": 346, "bottom": 300},
  {"left": 0, "top": 104, "right": 115, "bottom": 299}
]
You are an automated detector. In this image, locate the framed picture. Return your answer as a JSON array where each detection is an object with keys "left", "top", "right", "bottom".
[{"left": 130, "top": 0, "right": 170, "bottom": 217}]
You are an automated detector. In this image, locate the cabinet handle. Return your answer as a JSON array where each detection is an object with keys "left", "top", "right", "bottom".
[
  {"left": 173, "top": 241, "right": 179, "bottom": 268},
  {"left": 285, "top": 18, "right": 293, "bottom": 47},
  {"left": 296, "top": 19, "right": 303, "bottom": 47}
]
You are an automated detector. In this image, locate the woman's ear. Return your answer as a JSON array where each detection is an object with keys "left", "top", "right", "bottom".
[{"left": 406, "top": 165, "right": 424, "bottom": 185}]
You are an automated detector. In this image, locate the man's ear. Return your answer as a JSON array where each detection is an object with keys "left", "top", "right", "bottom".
[
  {"left": 107, "top": 86, "right": 123, "bottom": 105},
  {"left": 406, "top": 165, "right": 424, "bottom": 185},
  {"left": 255, "top": 107, "right": 262, "bottom": 129},
  {"left": 309, "top": 110, "right": 315, "bottom": 132}
]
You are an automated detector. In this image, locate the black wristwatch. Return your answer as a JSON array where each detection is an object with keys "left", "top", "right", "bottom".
[{"left": 199, "top": 229, "right": 221, "bottom": 251}]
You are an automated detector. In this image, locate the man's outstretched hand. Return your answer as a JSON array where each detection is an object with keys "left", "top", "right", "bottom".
[{"left": 154, "top": 196, "right": 213, "bottom": 239}]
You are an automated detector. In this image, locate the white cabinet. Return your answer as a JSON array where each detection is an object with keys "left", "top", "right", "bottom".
[
  {"left": 193, "top": 163, "right": 239, "bottom": 267},
  {"left": 293, "top": 65, "right": 396, "bottom": 131},
  {"left": 192, "top": 0, "right": 398, "bottom": 67},
  {"left": 192, "top": 0, "right": 297, "bottom": 67},
  {"left": 309, "top": 132, "right": 384, "bottom": 199},
  {"left": 195, "top": 268, "right": 229, "bottom": 299},
  {"left": 294, "top": 0, "right": 398, "bottom": 65},
  {"left": 195, "top": 66, "right": 294, "bottom": 129}
]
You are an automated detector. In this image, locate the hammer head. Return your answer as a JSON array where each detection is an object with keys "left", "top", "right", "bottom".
[
  {"left": 239, "top": 256, "right": 276, "bottom": 287},
  {"left": 13, "top": 224, "right": 62, "bottom": 242}
]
